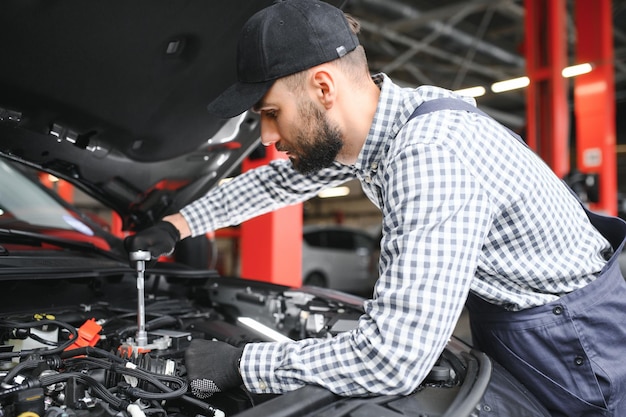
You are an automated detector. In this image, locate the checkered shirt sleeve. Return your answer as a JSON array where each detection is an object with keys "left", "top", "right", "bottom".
[
  {"left": 181, "top": 159, "right": 355, "bottom": 234},
  {"left": 241, "top": 110, "right": 495, "bottom": 396}
]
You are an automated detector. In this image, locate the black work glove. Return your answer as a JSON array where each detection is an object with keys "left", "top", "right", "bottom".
[
  {"left": 185, "top": 339, "right": 244, "bottom": 399},
  {"left": 124, "top": 220, "right": 180, "bottom": 264}
]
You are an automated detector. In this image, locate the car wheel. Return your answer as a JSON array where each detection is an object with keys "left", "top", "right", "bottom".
[{"left": 304, "top": 272, "right": 327, "bottom": 288}]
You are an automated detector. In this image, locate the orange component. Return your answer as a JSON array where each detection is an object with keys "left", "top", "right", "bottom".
[
  {"left": 65, "top": 318, "right": 102, "bottom": 351},
  {"left": 117, "top": 344, "right": 134, "bottom": 359},
  {"left": 117, "top": 343, "right": 151, "bottom": 358}
]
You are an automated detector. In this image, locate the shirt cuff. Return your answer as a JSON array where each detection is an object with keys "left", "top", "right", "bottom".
[
  {"left": 240, "top": 342, "right": 285, "bottom": 394},
  {"left": 180, "top": 204, "right": 215, "bottom": 238},
  {"left": 239, "top": 342, "right": 305, "bottom": 394}
]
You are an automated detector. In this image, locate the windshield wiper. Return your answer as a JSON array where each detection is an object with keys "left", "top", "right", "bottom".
[{"left": 0, "top": 228, "right": 119, "bottom": 260}]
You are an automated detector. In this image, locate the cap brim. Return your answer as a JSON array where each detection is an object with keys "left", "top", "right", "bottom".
[{"left": 207, "top": 79, "right": 275, "bottom": 119}]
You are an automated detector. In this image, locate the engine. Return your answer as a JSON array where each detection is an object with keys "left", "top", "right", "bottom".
[{"left": 0, "top": 278, "right": 369, "bottom": 417}]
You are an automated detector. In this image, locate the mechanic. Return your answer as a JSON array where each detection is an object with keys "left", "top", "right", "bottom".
[{"left": 125, "top": 0, "right": 626, "bottom": 415}]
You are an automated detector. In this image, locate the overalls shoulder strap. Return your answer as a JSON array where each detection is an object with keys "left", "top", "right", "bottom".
[
  {"left": 408, "top": 97, "right": 626, "bottom": 256},
  {"left": 408, "top": 97, "right": 523, "bottom": 144}
]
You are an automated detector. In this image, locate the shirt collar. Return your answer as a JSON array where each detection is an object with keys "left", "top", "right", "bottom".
[
  {"left": 354, "top": 73, "right": 418, "bottom": 173},
  {"left": 353, "top": 73, "right": 477, "bottom": 174}
]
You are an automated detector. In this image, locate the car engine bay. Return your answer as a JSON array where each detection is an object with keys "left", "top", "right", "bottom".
[{"left": 0, "top": 271, "right": 480, "bottom": 417}]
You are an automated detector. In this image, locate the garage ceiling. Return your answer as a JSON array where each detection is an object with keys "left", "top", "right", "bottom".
[{"left": 341, "top": 0, "right": 626, "bottom": 132}]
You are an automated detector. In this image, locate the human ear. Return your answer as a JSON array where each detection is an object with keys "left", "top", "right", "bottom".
[{"left": 310, "top": 68, "right": 335, "bottom": 109}]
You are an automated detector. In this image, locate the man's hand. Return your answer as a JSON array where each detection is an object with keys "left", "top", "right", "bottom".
[
  {"left": 124, "top": 221, "right": 181, "bottom": 263},
  {"left": 185, "top": 339, "right": 244, "bottom": 398}
]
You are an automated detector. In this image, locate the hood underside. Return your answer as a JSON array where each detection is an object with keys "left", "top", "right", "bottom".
[{"left": 0, "top": 0, "right": 275, "bottom": 230}]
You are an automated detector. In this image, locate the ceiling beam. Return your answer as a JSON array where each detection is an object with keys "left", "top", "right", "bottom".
[{"left": 353, "top": 0, "right": 525, "bottom": 67}]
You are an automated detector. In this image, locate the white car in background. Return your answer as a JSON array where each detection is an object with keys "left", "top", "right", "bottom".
[{"left": 302, "top": 225, "right": 379, "bottom": 295}]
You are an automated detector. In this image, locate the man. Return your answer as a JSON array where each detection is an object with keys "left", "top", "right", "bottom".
[{"left": 125, "top": 1, "right": 626, "bottom": 415}]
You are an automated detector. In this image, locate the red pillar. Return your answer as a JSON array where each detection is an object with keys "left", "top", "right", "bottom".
[
  {"left": 524, "top": 0, "right": 570, "bottom": 178},
  {"left": 574, "top": 0, "right": 616, "bottom": 215},
  {"left": 39, "top": 173, "right": 75, "bottom": 203},
  {"left": 240, "top": 147, "right": 303, "bottom": 287}
]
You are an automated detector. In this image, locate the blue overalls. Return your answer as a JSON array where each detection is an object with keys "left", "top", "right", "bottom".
[
  {"left": 410, "top": 99, "right": 626, "bottom": 416},
  {"left": 468, "top": 208, "right": 626, "bottom": 416}
]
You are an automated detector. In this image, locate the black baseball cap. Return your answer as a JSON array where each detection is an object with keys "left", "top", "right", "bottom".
[{"left": 207, "top": 0, "right": 360, "bottom": 118}]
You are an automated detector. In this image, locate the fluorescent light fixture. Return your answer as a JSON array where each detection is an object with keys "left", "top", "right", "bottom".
[
  {"left": 562, "top": 63, "right": 593, "bottom": 78},
  {"left": 317, "top": 186, "right": 350, "bottom": 199},
  {"left": 453, "top": 86, "right": 486, "bottom": 98},
  {"left": 491, "top": 76, "right": 530, "bottom": 93},
  {"left": 237, "top": 317, "right": 293, "bottom": 342}
]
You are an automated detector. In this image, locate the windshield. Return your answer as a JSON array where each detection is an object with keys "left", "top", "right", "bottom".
[{"left": 0, "top": 160, "right": 94, "bottom": 233}]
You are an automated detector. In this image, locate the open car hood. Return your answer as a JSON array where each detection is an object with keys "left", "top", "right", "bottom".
[{"left": 0, "top": 0, "right": 275, "bottom": 231}]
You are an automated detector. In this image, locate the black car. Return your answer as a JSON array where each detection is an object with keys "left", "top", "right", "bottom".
[{"left": 0, "top": 2, "right": 550, "bottom": 416}]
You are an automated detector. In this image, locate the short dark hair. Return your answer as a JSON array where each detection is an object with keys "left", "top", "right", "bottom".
[{"left": 282, "top": 13, "right": 370, "bottom": 92}]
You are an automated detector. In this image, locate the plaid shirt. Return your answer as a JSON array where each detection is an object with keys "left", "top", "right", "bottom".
[{"left": 181, "top": 73, "right": 611, "bottom": 396}]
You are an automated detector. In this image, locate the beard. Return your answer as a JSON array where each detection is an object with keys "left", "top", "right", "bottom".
[{"left": 283, "top": 100, "right": 343, "bottom": 175}]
